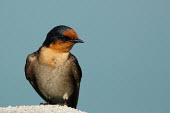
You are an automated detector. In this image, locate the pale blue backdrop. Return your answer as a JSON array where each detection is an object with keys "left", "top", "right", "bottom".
[{"left": 0, "top": 0, "right": 170, "bottom": 113}]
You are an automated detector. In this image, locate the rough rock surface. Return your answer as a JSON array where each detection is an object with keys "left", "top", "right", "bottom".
[{"left": 0, "top": 105, "right": 87, "bottom": 113}]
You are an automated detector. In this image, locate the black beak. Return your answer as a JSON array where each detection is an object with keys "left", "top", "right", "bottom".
[{"left": 69, "top": 38, "right": 84, "bottom": 43}]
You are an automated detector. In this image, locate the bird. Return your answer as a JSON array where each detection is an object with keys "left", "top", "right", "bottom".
[{"left": 25, "top": 25, "right": 84, "bottom": 108}]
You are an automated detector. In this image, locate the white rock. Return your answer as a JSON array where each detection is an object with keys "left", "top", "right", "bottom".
[{"left": 0, "top": 105, "right": 87, "bottom": 113}]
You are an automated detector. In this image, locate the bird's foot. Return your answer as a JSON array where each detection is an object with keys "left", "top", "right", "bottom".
[{"left": 40, "top": 102, "right": 50, "bottom": 105}]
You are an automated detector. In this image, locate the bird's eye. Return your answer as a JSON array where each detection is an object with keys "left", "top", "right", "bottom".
[{"left": 62, "top": 36, "right": 70, "bottom": 41}]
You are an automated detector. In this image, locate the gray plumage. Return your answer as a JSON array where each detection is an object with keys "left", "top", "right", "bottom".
[{"left": 25, "top": 50, "right": 82, "bottom": 108}]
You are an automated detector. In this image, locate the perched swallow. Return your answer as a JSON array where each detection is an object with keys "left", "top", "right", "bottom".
[{"left": 25, "top": 25, "right": 84, "bottom": 108}]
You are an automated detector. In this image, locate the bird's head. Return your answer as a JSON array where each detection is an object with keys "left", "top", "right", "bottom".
[{"left": 43, "top": 25, "right": 84, "bottom": 53}]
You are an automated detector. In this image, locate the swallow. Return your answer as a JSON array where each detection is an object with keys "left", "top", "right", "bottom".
[{"left": 25, "top": 25, "right": 84, "bottom": 108}]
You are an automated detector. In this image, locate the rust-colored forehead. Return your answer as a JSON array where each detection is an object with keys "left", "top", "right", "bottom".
[{"left": 63, "top": 29, "right": 78, "bottom": 40}]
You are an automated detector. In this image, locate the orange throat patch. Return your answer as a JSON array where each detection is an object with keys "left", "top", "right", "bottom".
[
  {"left": 49, "top": 41, "right": 75, "bottom": 53},
  {"left": 39, "top": 46, "right": 70, "bottom": 67}
]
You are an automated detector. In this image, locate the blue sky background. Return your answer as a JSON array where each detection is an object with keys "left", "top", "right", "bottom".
[{"left": 0, "top": 0, "right": 170, "bottom": 113}]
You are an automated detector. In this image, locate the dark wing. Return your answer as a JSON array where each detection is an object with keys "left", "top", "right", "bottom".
[
  {"left": 25, "top": 52, "right": 48, "bottom": 102},
  {"left": 69, "top": 54, "right": 82, "bottom": 108},
  {"left": 25, "top": 53, "right": 37, "bottom": 81}
]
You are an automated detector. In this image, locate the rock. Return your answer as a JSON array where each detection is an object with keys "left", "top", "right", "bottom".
[{"left": 0, "top": 105, "right": 87, "bottom": 113}]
